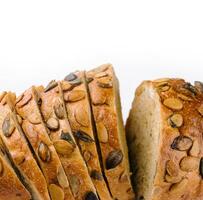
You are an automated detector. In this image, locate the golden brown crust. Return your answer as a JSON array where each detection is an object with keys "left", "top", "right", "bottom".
[
  {"left": 15, "top": 87, "right": 74, "bottom": 200},
  {"left": 86, "top": 64, "right": 135, "bottom": 200},
  {"left": 127, "top": 78, "right": 203, "bottom": 200},
  {"left": 62, "top": 71, "right": 113, "bottom": 200},
  {"left": 36, "top": 81, "right": 98, "bottom": 200},
  {"left": 0, "top": 149, "right": 31, "bottom": 200},
  {"left": 0, "top": 92, "right": 50, "bottom": 200}
]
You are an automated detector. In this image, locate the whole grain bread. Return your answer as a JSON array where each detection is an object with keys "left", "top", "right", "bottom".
[
  {"left": 62, "top": 71, "right": 113, "bottom": 200},
  {"left": 0, "top": 92, "right": 50, "bottom": 200},
  {"left": 86, "top": 64, "right": 135, "bottom": 200},
  {"left": 15, "top": 87, "right": 74, "bottom": 200},
  {"left": 126, "top": 78, "right": 203, "bottom": 200},
  {"left": 36, "top": 80, "right": 99, "bottom": 200}
]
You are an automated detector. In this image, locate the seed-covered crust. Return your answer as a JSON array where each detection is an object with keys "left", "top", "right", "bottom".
[
  {"left": 86, "top": 64, "right": 135, "bottom": 200},
  {"left": 0, "top": 92, "right": 50, "bottom": 200},
  {"left": 62, "top": 71, "right": 113, "bottom": 200},
  {"left": 15, "top": 87, "right": 74, "bottom": 200},
  {"left": 36, "top": 81, "right": 98, "bottom": 200},
  {"left": 0, "top": 132, "right": 31, "bottom": 200},
  {"left": 127, "top": 78, "right": 203, "bottom": 200}
]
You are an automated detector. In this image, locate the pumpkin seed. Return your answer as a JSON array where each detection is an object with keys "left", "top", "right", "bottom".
[
  {"left": 74, "top": 131, "right": 94, "bottom": 143},
  {"left": 195, "top": 81, "right": 203, "bottom": 93},
  {"left": 165, "top": 174, "right": 182, "bottom": 183},
  {"left": 168, "top": 114, "right": 183, "bottom": 128},
  {"left": 95, "top": 72, "right": 108, "bottom": 78},
  {"left": 177, "top": 93, "right": 193, "bottom": 101},
  {"left": 154, "top": 78, "right": 170, "bottom": 83},
  {"left": 197, "top": 104, "right": 203, "bottom": 116},
  {"left": 54, "top": 99, "right": 65, "bottom": 119},
  {"left": 64, "top": 90, "right": 85, "bottom": 102},
  {"left": 74, "top": 109, "right": 89, "bottom": 127},
  {"left": 16, "top": 93, "right": 32, "bottom": 108},
  {"left": 189, "top": 140, "right": 199, "bottom": 157},
  {"left": 184, "top": 82, "right": 197, "bottom": 95},
  {"left": 60, "top": 131, "right": 75, "bottom": 146},
  {"left": 46, "top": 117, "right": 59, "bottom": 130},
  {"left": 69, "top": 175, "right": 80, "bottom": 196},
  {"left": 83, "top": 150, "right": 92, "bottom": 162},
  {"left": 14, "top": 152, "right": 25, "bottom": 165},
  {"left": 27, "top": 112, "right": 41, "bottom": 124},
  {"left": 90, "top": 170, "right": 103, "bottom": 181},
  {"left": 180, "top": 156, "right": 199, "bottom": 172},
  {"left": 169, "top": 178, "right": 188, "bottom": 193},
  {"left": 166, "top": 160, "right": 178, "bottom": 177},
  {"left": 44, "top": 80, "right": 58, "bottom": 93},
  {"left": 96, "top": 122, "right": 108, "bottom": 143},
  {"left": 61, "top": 81, "right": 72, "bottom": 91},
  {"left": 64, "top": 73, "right": 77, "bottom": 82},
  {"left": 69, "top": 78, "right": 82, "bottom": 86},
  {"left": 171, "top": 136, "right": 193, "bottom": 151},
  {"left": 106, "top": 150, "right": 123, "bottom": 170},
  {"left": 97, "top": 77, "right": 113, "bottom": 88},
  {"left": 38, "top": 142, "right": 51, "bottom": 162},
  {"left": 49, "top": 184, "right": 64, "bottom": 200},
  {"left": 57, "top": 166, "right": 69, "bottom": 188},
  {"left": 85, "top": 191, "right": 98, "bottom": 200},
  {"left": 163, "top": 98, "right": 183, "bottom": 110},
  {"left": 200, "top": 158, "right": 203, "bottom": 178},
  {"left": 0, "top": 158, "right": 3, "bottom": 176},
  {"left": 2, "top": 115, "right": 15, "bottom": 137},
  {"left": 86, "top": 77, "right": 93, "bottom": 84},
  {"left": 53, "top": 140, "right": 75, "bottom": 156}
]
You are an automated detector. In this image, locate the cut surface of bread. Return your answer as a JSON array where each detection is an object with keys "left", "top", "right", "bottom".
[
  {"left": 86, "top": 64, "right": 135, "bottom": 200},
  {"left": 0, "top": 141, "right": 31, "bottom": 200},
  {"left": 126, "top": 79, "right": 203, "bottom": 200},
  {"left": 36, "top": 81, "right": 98, "bottom": 200},
  {"left": 15, "top": 87, "right": 74, "bottom": 200},
  {"left": 62, "top": 71, "right": 112, "bottom": 200},
  {"left": 0, "top": 92, "right": 50, "bottom": 200}
]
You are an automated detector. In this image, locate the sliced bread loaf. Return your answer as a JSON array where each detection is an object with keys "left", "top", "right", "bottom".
[
  {"left": 86, "top": 64, "right": 135, "bottom": 200},
  {"left": 0, "top": 92, "right": 50, "bottom": 200},
  {"left": 15, "top": 87, "right": 74, "bottom": 200},
  {"left": 36, "top": 80, "right": 98, "bottom": 200},
  {"left": 62, "top": 71, "right": 113, "bottom": 200},
  {"left": 126, "top": 78, "right": 203, "bottom": 200}
]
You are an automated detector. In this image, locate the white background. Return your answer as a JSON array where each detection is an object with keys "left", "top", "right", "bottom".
[{"left": 0, "top": 0, "right": 203, "bottom": 121}]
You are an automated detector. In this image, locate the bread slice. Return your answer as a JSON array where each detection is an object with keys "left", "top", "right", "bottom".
[
  {"left": 126, "top": 78, "right": 203, "bottom": 200},
  {"left": 15, "top": 87, "right": 74, "bottom": 200},
  {"left": 36, "top": 80, "right": 99, "bottom": 200},
  {"left": 0, "top": 92, "right": 50, "bottom": 200},
  {"left": 62, "top": 71, "right": 112, "bottom": 200},
  {"left": 86, "top": 64, "right": 135, "bottom": 200}
]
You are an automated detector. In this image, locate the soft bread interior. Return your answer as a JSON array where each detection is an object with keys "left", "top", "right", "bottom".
[{"left": 127, "top": 82, "right": 161, "bottom": 200}]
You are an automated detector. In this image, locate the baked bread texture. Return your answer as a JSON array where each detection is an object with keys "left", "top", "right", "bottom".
[
  {"left": 0, "top": 137, "right": 31, "bottom": 200},
  {"left": 15, "top": 87, "right": 74, "bottom": 200},
  {"left": 0, "top": 92, "right": 50, "bottom": 200},
  {"left": 86, "top": 64, "right": 135, "bottom": 200},
  {"left": 36, "top": 81, "right": 98, "bottom": 200},
  {"left": 62, "top": 71, "right": 112, "bottom": 200},
  {"left": 126, "top": 78, "right": 203, "bottom": 200}
]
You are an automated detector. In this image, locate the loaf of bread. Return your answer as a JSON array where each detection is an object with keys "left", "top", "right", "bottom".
[
  {"left": 15, "top": 87, "right": 74, "bottom": 200},
  {"left": 126, "top": 78, "right": 203, "bottom": 200},
  {"left": 0, "top": 92, "right": 50, "bottom": 200},
  {"left": 86, "top": 64, "right": 135, "bottom": 200},
  {"left": 36, "top": 81, "right": 98, "bottom": 200},
  {"left": 62, "top": 71, "right": 112, "bottom": 200}
]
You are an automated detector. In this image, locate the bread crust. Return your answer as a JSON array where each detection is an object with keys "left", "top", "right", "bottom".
[
  {"left": 36, "top": 81, "right": 98, "bottom": 200},
  {"left": 0, "top": 92, "right": 50, "bottom": 200},
  {"left": 15, "top": 87, "right": 74, "bottom": 200},
  {"left": 126, "top": 78, "right": 203, "bottom": 200},
  {"left": 86, "top": 64, "right": 135, "bottom": 200},
  {"left": 62, "top": 71, "right": 113, "bottom": 200}
]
